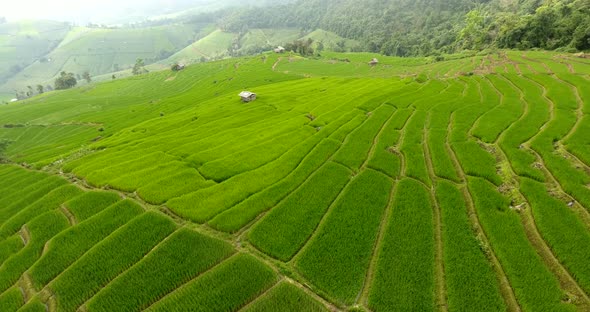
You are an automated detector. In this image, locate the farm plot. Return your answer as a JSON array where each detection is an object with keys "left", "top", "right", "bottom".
[
  {"left": 296, "top": 170, "right": 393, "bottom": 305},
  {"left": 0, "top": 50, "right": 587, "bottom": 312},
  {"left": 368, "top": 178, "right": 434, "bottom": 312},
  {"left": 49, "top": 212, "right": 177, "bottom": 312}
]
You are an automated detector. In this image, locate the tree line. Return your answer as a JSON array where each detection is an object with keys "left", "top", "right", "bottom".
[{"left": 218, "top": 0, "right": 590, "bottom": 56}]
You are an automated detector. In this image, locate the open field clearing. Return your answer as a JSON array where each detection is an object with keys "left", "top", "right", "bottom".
[{"left": 0, "top": 50, "right": 588, "bottom": 311}]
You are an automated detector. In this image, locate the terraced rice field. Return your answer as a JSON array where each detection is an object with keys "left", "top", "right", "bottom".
[{"left": 0, "top": 50, "right": 589, "bottom": 311}]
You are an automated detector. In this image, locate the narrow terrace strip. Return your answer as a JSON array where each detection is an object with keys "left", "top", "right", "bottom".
[
  {"left": 448, "top": 114, "right": 521, "bottom": 312},
  {"left": 140, "top": 253, "right": 241, "bottom": 311},
  {"left": 288, "top": 105, "right": 395, "bottom": 264},
  {"left": 77, "top": 228, "right": 181, "bottom": 310},
  {"left": 237, "top": 278, "right": 284, "bottom": 312},
  {"left": 423, "top": 112, "right": 448, "bottom": 312},
  {"left": 356, "top": 178, "right": 397, "bottom": 308},
  {"left": 494, "top": 142, "right": 590, "bottom": 310}
]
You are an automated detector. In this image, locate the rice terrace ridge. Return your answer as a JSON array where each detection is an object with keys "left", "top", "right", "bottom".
[{"left": 0, "top": 0, "right": 590, "bottom": 311}]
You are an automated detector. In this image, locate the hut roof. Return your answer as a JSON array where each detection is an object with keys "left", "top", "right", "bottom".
[{"left": 239, "top": 91, "right": 255, "bottom": 97}]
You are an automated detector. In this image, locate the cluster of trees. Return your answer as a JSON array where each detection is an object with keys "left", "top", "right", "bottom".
[
  {"left": 218, "top": 0, "right": 590, "bottom": 56},
  {"left": 132, "top": 59, "right": 148, "bottom": 75},
  {"left": 15, "top": 85, "right": 54, "bottom": 100},
  {"left": 284, "top": 38, "right": 315, "bottom": 56},
  {"left": 55, "top": 71, "right": 77, "bottom": 90}
]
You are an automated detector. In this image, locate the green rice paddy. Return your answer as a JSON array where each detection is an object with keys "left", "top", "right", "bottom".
[{"left": 0, "top": 50, "right": 588, "bottom": 311}]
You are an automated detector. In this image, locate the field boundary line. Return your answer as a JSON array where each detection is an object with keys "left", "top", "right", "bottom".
[
  {"left": 40, "top": 211, "right": 150, "bottom": 291},
  {"left": 289, "top": 103, "right": 394, "bottom": 264},
  {"left": 19, "top": 225, "right": 30, "bottom": 246},
  {"left": 448, "top": 113, "right": 521, "bottom": 312},
  {"left": 59, "top": 204, "right": 77, "bottom": 226},
  {"left": 210, "top": 107, "right": 368, "bottom": 230},
  {"left": 236, "top": 278, "right": 284, "bottom": 312},
  {"left": 77, "top": 227, "right": 180, "bottom": 311},
  {"left": 287, "top": 162, "right": 354, "bottom": 264},
  {"left": 518, "top": 75, "right": 553, "bottom": 146},
  {"left": 494, "top": 141, "right": 590, "bottom": 310},
  {"left": 424, "top": 111, "right": 448, "bottom": 312},
  {"left": 525, "top": 147, "right": 590, "bottom": 231},
  {"left": 553, "top": 74, "right": 585, "bottom": 144},
  {"left": 140, "top": 252, "right": 241, "bottom": 311},
  {"left": 356, "top": 179, "right": 397, "bottom": 308}
]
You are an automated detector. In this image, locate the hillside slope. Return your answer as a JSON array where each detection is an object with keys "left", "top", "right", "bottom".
[
  {"left": 0, "top": 51, "right": 589, "bottom": 311},
  {"left": 0, "top": 23, "right": 208, "bottom": 96}
]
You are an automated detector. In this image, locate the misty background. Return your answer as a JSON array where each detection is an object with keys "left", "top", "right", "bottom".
[{"left": 1, "top": 0, "right": 279, "bottom": 24}]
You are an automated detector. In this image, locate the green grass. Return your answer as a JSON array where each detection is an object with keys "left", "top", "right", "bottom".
[
  {"left": 435, "top": 181, "right": 505, "bottom": 311},
  {"left": 86, "top": 228, "right": 235, "bottom": 312},
  {"left": 49, "top": 212, "right": 177, "bottom": 312},
  {"left": 209, "top": 138, "right": 343, "bottom": 233},
  {"left": 249, "top": 162, "right": 351, "bottom": 261},
  {"left": 520, "top": 178, "right": 590, "bottom": 295},
  {"left": 332, "top": 105, "right": 395, "bottom": 171},
  {"left": 368, "top": 178, "right": 434, "bottom": 312},
  {"left": 0, "top": 210, "right": 69, "bottom": 293},
  {"left": 296, "top": 169, "right": 393, "bottom": 305},
  {"left": 28, "top": 199, "right": 144, "bottom": 289},
  {"left": 0, "top": 50, "right": 588, "bottom": 311},
  {"left": 0, "top": 184, "right": 83, "bottom": 239},
  {"left": 0, "top": 235, "right": 23, "bottom": 266},
  {"left": 64, "top": 191, "right": 122, "bottom": 222},
  {"left": 146, "top": 253, "right": 278, "bottom": 312},
  {"left": 244, "top": 281, "right": 327, "bottom": 312},
  {"left": 0, "top": 286, "right": 23, "bottom": 312},
  {"left": 468, "top": 177, "right": 575, "bottom": 312}
]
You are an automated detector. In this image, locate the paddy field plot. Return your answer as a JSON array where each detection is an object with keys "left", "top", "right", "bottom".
[{"left": 0, "top": 50, "right": 588, "bottom": 311}]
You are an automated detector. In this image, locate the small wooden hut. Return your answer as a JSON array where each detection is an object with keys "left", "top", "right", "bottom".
[
  {"left": 239, "top": 91, "right": 257, "bottom": 102},
  {"left": 274, "top": 46, "right": 286, "bottom": 53},
  {"left": 369, "top": 58, "right": 379, "bottom": 66}
]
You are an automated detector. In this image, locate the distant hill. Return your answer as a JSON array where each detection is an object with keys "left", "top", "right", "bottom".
[
  {"left": 0, "top": 20, "right": 70, "bottom": 85},
  {"left": 0, "top": 23, "right": 210, "bottom": 97}
]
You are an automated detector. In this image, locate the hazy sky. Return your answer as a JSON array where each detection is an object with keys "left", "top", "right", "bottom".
[{"left": 1, "top": 0, "right": 208, "bottom": 23}]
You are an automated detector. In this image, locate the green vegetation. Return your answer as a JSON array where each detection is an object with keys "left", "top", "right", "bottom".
[
  {"left": 147, "top": 254, "right": 278, "bottom": 312},
  {"left": 29, "top": 199, "right": 144, "bottom": 289},
  {"left": 49, "top": 212, "right": 177, "bottom": 312},
  {"left": 0, "top": 37, "right": 588, "bottom": 312},
  {"left": 296, "top": 170, "right": 392, "bottom": 304},
  {"left": 244, "top": 281, "right": 327, "bottom": 312},
  {"left": 249, "top": 162, "right": 350, "bottom": 261},
  {"left": 468, "top": 177, "right": 574, "bottom": 311},
  {"left": 435, "top": 181, "right": 505, "bottom": 311},
  {"left": 368, "top": 178, "right": 434, "bottom": 311},
  {"left": 87, "top": 228, "right": 235, "bottom": 312}
]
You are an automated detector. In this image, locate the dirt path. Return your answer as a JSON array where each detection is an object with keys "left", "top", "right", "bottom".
[
  {"left": 493, "top": 143, "right": 590, "bottom": 311},
  {"left": 60, "top": 204, "right": 77, "bottom": 226},
  {"left": 447, "top": 117, "right": 521, "bottom": 312},
  {"left": 423, "top": 112, "right": 448, "bottom": 312},
  {"left": 271, "top": 57, "right": 282, "bottom": 71}
]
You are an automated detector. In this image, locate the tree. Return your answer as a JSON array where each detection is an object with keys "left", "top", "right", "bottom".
[
  {"left": 26, "top": 86, "right": 34, "bottom": 97},
  {"left": 55, "top": 71, "right": 77, "bottom": 90},
  {"left": 36, "top": 85, "right": 44, "bottom": 94},
  {"left": 83, "top": 71, "right": 91, "bottom": 83},
  {"left": 0, "top": 139, "right": 10, "bottom": 163},
  {"left": 132, "top": 58, "right": 148, "bottom": 75},
  {"left": 458, "top": 10, "right": 488, "bottom": 50}
]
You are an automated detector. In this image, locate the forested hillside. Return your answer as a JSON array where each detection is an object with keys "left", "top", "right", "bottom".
[{"left": 220, "top": 0, "right": 590, "bottom": 56}]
